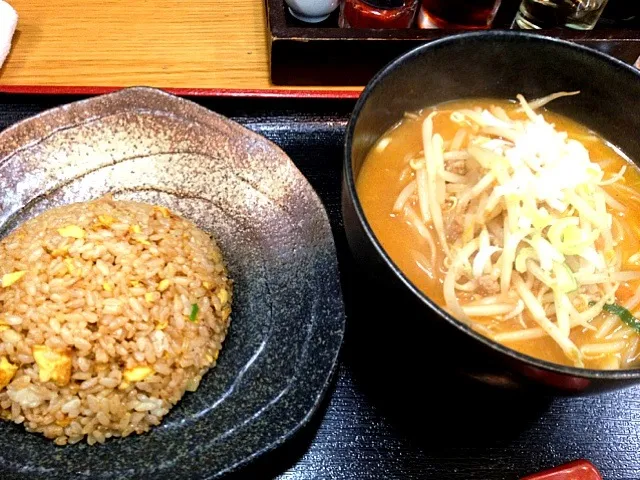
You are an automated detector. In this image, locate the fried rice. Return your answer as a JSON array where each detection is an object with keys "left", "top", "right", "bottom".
[{"left": 0, "top": 196, "right": 232, "bottom": 445}]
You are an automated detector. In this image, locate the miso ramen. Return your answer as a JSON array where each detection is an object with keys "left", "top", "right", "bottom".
[{"left": 356, "top": 93, "right": 640, "bottom": 369}]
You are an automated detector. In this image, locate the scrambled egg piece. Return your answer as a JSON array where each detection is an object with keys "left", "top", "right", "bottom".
[
  {"left": 102, "top": 282, "right": 113, "bottom": 292},
  {"left": 133, "top": 236, "right": 151, "bottom": 246},
  {"left": 216, "top": 288, "right": 229, "bottom": 306},
  {"left": 202, "top": 282, "right": 211, "bottom": 290},
  {"left": 157, "top": 279, "right": 171, "bottom": 292},
  {"left": 97, "top": 215, "right": 115, "bottom": 227},
  {"left": 185, "top": 376, "right": 201, "bottom": 392},
  {"left": 123, "top": 365, "right": 154, "bottom": 382},
  {"left": 50, "top": 246, "right": 69, "bottom": 257},
  {"left": 1, "top": 271, "right": 26, "bottom": 288},
  {"left": 57, "top": 225, "right": 85, "bottom": 239},
  {"left": 0, "top": 356, "right": 18, "bottom": 390},
  {"left": 204, "top": 351, "right": 219, "bottom": 364},
  {"left": 129, "top": 225, "right": 152, "bottom": 245},
  {"left": 55, "top": 417, "right": 72, "bottom": 427},
  {"left": 144, "top": 292, "right": 156, "bottom": 303},
  {"left": 2, "top": 270, "right": 27, "bottom": 288},
  {"left": 154, "top": 206, "right": 171, "bottom": 218},
  {"left": 130, "top": 280, "right": 140, "bottom": 288},
  {"left": 64, "top": 258, "right": 76, "bottom": 274},
  {"left": 156, "top": 320, "right": 168, "bottom": 330},
  {"left": 32, "top": 346, "right": 72, "bottom": 386}
]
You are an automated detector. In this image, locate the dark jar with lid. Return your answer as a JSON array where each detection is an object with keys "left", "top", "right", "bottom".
[{"left": 339, "top": 0, "right": 419, "bottom": 28}]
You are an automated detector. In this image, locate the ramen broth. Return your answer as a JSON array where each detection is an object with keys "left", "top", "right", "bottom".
[{"left": 356, "top": 99, "right": 640, "bottom": 369}]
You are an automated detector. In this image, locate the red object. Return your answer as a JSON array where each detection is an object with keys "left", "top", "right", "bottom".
[
  {"left": 341, "top": 0, "right": 419, "bottom": 28},
  {"left": 0, "top": 85, "right": 362, "bottom": 100},
  {"left": 521, "top": 460, "right": 603, "bottom": 480},
  {"left": 418, "top": 0, "right": 502, "bottom": 29}
]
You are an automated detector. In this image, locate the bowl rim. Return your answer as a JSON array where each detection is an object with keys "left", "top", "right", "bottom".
[{"left": 344, "top": 30, "right": 640, "bottom": 381}]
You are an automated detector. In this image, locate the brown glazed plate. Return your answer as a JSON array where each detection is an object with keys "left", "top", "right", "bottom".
[{"left": 0, "top": 88, "right": 345, "bottom": 478}]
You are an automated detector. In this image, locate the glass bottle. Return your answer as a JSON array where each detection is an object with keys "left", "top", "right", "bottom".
[
  {"left": 418, "top": 0, "right": 503, "bottom": 29},
  {"left": 340, "top": 0, "right": 419, "bottom": 28},
  {"left": 514, "top": 0, "right": 610, "bottom": 30}
]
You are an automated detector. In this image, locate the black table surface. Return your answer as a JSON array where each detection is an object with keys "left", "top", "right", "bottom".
[{"left": 1, "top": 94, "right": 639, "bottom": 480}]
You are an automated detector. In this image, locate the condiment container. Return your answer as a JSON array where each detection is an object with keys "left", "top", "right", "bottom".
[
  {"left": 340, "top": 0, "right": 419, "bottom": 28},
  {"left": 285, "top": 0, "right": 340, "bottom": 23},
  {"left": 417, "top": 0, "right": 502, "bottom": 29}
]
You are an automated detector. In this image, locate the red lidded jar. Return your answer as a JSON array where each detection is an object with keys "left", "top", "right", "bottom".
[
  {"left": 340, "top": 0, "right": 419, "bottom": 28},
  {"left": 418, "top": 0, "right": 502, "bottom": 29}
]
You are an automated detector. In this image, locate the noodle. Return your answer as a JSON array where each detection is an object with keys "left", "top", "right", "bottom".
[
  {"left": 602, "top": 190, "right": 626, "bottom": 212},
  {"left": 595, "top": 314, "right": 621, "bottom": 339},
  {"left": 393, "top": 181, "right": 417, "bottom": 213},
  {"left": 423, "top": 116, "right": 450, "bottom": 257},
  {"left": 494, "top": 328, "right": 547, "bottom": 342},
  {"left": 404, "top": 206, "right": 437, "bottom": 267},
  {"left": 490, "top": 106, "right": 511, "bottom": 123},
  {"left": 524, "top": 91, "right": 580, "bottom": 111},
  {"left": 513, "top": 274, "right": 582, "bottom": 366},
  {"left": 463, "top": 304, "right": 518, "bottom": 317},
  {"left": 444, "top": 151, "right": 470, "bottom": 161},
  {"left": 581, "top": 341, "right": 628, "bottom": 356},
  {"left": 416, "top": 168, "right": 430, "bottom": 223},
  {"left": 625, "top": 336, "right": 640, "bottom": 366},
  {"left": 450, "top": 128, "right": 467, "bottom": 151}
]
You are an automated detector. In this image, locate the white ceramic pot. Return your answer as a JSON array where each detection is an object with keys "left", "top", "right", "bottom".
[{"left": 285, "top": 0, "right": 340, "bottom": 23}]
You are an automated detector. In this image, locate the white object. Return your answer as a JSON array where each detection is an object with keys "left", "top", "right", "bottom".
[
  {"left": 0, "top": 1, "right": 18, "bottom": 68},
  {"left": 285, "top": 0, "right": 340, "bottom": 23}
]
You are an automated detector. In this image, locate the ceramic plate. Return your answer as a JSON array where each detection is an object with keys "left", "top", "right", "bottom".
[{"left": 0, "top": 88, "right": 345, "bottom": 479}]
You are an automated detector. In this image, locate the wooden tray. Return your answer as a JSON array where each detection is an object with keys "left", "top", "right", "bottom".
[{"left": 266, "top": 0, "right": 640, "bottom": 86}]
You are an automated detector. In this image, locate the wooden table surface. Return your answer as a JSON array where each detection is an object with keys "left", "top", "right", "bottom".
[{"left": 0, "top": 0, "right": 361, "bottom": 95}]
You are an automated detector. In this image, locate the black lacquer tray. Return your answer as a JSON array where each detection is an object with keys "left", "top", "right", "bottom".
[{"left": 0, "top": 94, "right": 639, "bottom": 480}]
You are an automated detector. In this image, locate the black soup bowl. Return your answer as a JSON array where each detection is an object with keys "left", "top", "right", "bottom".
[{"left": 342, "top": 31, "right": 640, "bottom": 395}]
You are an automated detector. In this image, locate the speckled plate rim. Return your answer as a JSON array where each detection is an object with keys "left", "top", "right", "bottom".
[{"left": 0, "top": 87, "right": 346, "bottom": 479}]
